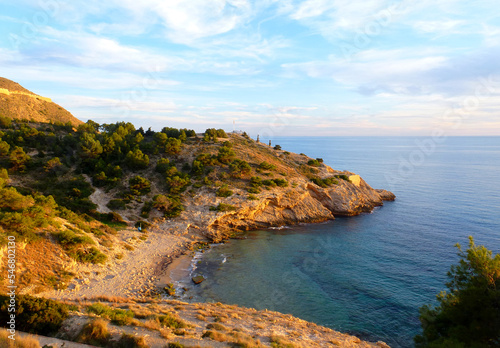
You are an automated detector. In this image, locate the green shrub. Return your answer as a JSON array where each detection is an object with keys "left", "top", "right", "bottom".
[
  {"left": 230, "top": 159, "right": 251, "bottom": 177},
  {"left": 0, "top": 295, "right": 69, "bottom": 335},
  {"left": 248, "top": 194, "right": 259, "bottom": 201},
  {"left": 272, "top": 178, "right": 288, "bottom": 187},
  {"left": 310, "top": 177, "right": 338, "bottom": 188},
  {"left": 168, "top": 343, "right": 185, "bottom": 348},
  {"left": 259, "top": 161, "right": 276, "bottom": 170},
  {"left": 125, "top": 149, "right": 149, "bottom": 169},
  {"left": 247, "top": 187, "right": 260, "bottom": 194},
  {"left": 0, "top": 187, "right": 35, "bottom": 211},
  {"left": 250, "top": 176, "right": 262, "bottom": 187},
  {"left": 210, "top": 203, "right": 237, "bottom": 212},
  {"left": 217, "top": 143, "right": 235, "bottom": 164},
  {"left": 74, "top": 247, "right": 107, "bottom": 264},
  {"left": 107, "top": 199, "right": 127, "bottom": 210},
  {"left": 196, "top": 153, "right": 218, "bottom": 166},
  {"left": 140, "top": 201, "right": 153, "bottom": 218},
  {"left": 129, "top": 175, "right": 151, "bottom": 196},
  {"left": 158, "top": 313, "right": 187, "bottom": 329},
  {"left": 9, "top": 146, "right": 31, "bottom": 171},
  {"left": 335, "top": 174, "right": 351, "bottom": 182},
  {"left": 307, "top": 159, "right": 321, "bottom": 167},
  {"left": 166, "top": 175, "right": 190, "bottom": 194},
  {"left": 153, "top": 194, "right": 184, "bottom": 218},
  {"left": 37, "top": 176, "right": 96, "bottom": 214},
  {"left": 216, "top": 185, "right": 233, "bottom": 198},
  {"left": 0, "top": 116, "right": 12, "bottom": 128},
  {"left": 204, "top": 128, "right": 228, "bottom": 141},
  {"left": 156, "top": 158, "right": 171, "bottom": 173},
  {"left": 262, "top": 179, "right": 277, "bottom": 188},
  {"left": 86, "top": 303, "right": 134, "bottom": 326},
  {"left": 415, "top": 237, "right": 500, "bottom": 347},
  {"left": 165, "top": 138, "right": 182, "bottom": 155},
  {"left": 216, "top": 129, "right": 228, "bottom": 138},
  {"left": 0, "top": 140, "right": 10, "bottom": 156}
]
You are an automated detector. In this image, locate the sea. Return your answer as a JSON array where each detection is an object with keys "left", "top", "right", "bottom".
[{"left": 178, "top": 136, "right": 500, "bottom": 347}]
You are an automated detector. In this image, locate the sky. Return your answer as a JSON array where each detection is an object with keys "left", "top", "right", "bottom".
[{"left": 0, "top": 0, "right": 499, "bottom": 136}]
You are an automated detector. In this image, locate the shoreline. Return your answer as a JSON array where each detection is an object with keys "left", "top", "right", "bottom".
[{"left": 157, "top": 251, "right": 194, "bottom": 290}]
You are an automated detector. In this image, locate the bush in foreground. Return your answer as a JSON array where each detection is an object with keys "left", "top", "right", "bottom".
[
  {"left": 0, "top": 295, "right": 69, "bottom": 336},
  {"left": 415, "top": 237, "right": 500, "bottom": 347}
]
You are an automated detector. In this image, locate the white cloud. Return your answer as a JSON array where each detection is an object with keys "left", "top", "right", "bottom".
[
  {"left": 32, "top": 28, "right": 188, "bottom": 73},
  {"left": 154, "top": 0, "right": 251, "bottom": 44},
  {"left": 283, "top": 48, "right": 450, "bottom": 95},
  {"left": 413, "top": 20, "right": 467, "bottom": 34}
]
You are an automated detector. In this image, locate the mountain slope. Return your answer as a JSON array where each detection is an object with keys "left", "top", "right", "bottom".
[{"left": 0, "top": 77, "right": 82, "bottom": 126}]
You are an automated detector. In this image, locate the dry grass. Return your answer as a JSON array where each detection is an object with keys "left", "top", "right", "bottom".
[
  {"left": 128, "top": 305, "right": 155, "bottom": 319},
  {"left": 6, "top": 239, "right": 70, "bottom": 292},
  {"left": 195, "top": 314, "right": 207, "bottom": 321},
  {"left": 77, "top": 318, "right": 111, "bottom": 346},
  {"left": 212, "top": 313, "right": 228, "bottom": 323},
  {"left": 206, "top": 323, "right": 227, "bottom": 331},
  {"left": 143, "top": 318, "right": 161, "bottom": 331},
  {"left": 230, "top": 312, "right": 242, "bottom": 319},
  {"left": 159, "top": 328, "right": 173, "bottom": 339},
  {"left": 231, "top": 332, "right": 264, "bottom": 348},
  {"left": 253, "top": 323, "right": 265, "bottom": 330},
  {"left": 116, "top": 333, "right": 148, "bottom": 348},
  {"left": 0, "top": 329, "right": 41, "bottom": 348},
  {"left": 202, "top": 330, "right": 229, "bottom": 342},
  {"left": 270, "top": 335, "right": 304, "bottom": 348},
  {"left": 197, "top": 310, "right": 210, "bottom": 317},
  {"left": 93, "top": 295, "right": 131, "bottom": 303},
  {"left": 123, "top": 243, "right": 134, "bottom": 251}
]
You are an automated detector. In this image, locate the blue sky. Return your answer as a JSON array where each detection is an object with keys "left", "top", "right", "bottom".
[{"left": 1, "top": 0, "right": 499, "bottom": 135}]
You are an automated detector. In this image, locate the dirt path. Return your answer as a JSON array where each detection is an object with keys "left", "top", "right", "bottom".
[{"left": 89, "top": 186, "right": 111, "bottom": 214}]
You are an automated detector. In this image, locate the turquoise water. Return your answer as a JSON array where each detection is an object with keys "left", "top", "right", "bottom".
[{"left": 188, "top": 137, "right": 500, "bottom": 347}]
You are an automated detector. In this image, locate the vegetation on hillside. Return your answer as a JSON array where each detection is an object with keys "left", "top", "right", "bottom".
[
  {"left": 415, "top": 237, "right": 500, "bottom": 347},
  {"left": 0, "top": 117, "right": 342, "bottom": 292}
]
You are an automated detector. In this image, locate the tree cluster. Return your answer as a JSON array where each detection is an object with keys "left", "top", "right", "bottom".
[{"left": 416, "top": 237, "right": 500, "bottom": 347}]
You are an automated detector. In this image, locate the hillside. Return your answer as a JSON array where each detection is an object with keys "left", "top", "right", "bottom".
[
  {"left": 0, "top": 77, "right": 82, "bottom": 126},
  {"left": 0, "top": 85, "right": 394, "bottom": 347}
]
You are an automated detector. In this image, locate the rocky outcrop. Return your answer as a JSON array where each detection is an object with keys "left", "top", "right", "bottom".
[
  {"left": 182, "top": 172, "right": 395, "bottom": 242},
  {"left": 308, "top": 176, "right": 388, "bottom": 216}
]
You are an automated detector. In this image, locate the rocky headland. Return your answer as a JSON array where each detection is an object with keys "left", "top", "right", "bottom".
[{"left": 0, "top": 77, "right": 394, "bottom": 347}]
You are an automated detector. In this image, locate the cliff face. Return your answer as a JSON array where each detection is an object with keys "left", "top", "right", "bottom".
[{"left": 176, "top": 171, "right": 395, "bottom": 242}]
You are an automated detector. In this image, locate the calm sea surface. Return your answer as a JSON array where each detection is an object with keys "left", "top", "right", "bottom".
[{"left": 185, "top": 137, "right": 500, "bottom": 347}]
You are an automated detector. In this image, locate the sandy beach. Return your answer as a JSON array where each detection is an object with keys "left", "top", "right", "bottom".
[{"left": 38, "top": 222, "right": 203, "bottom": 301}]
